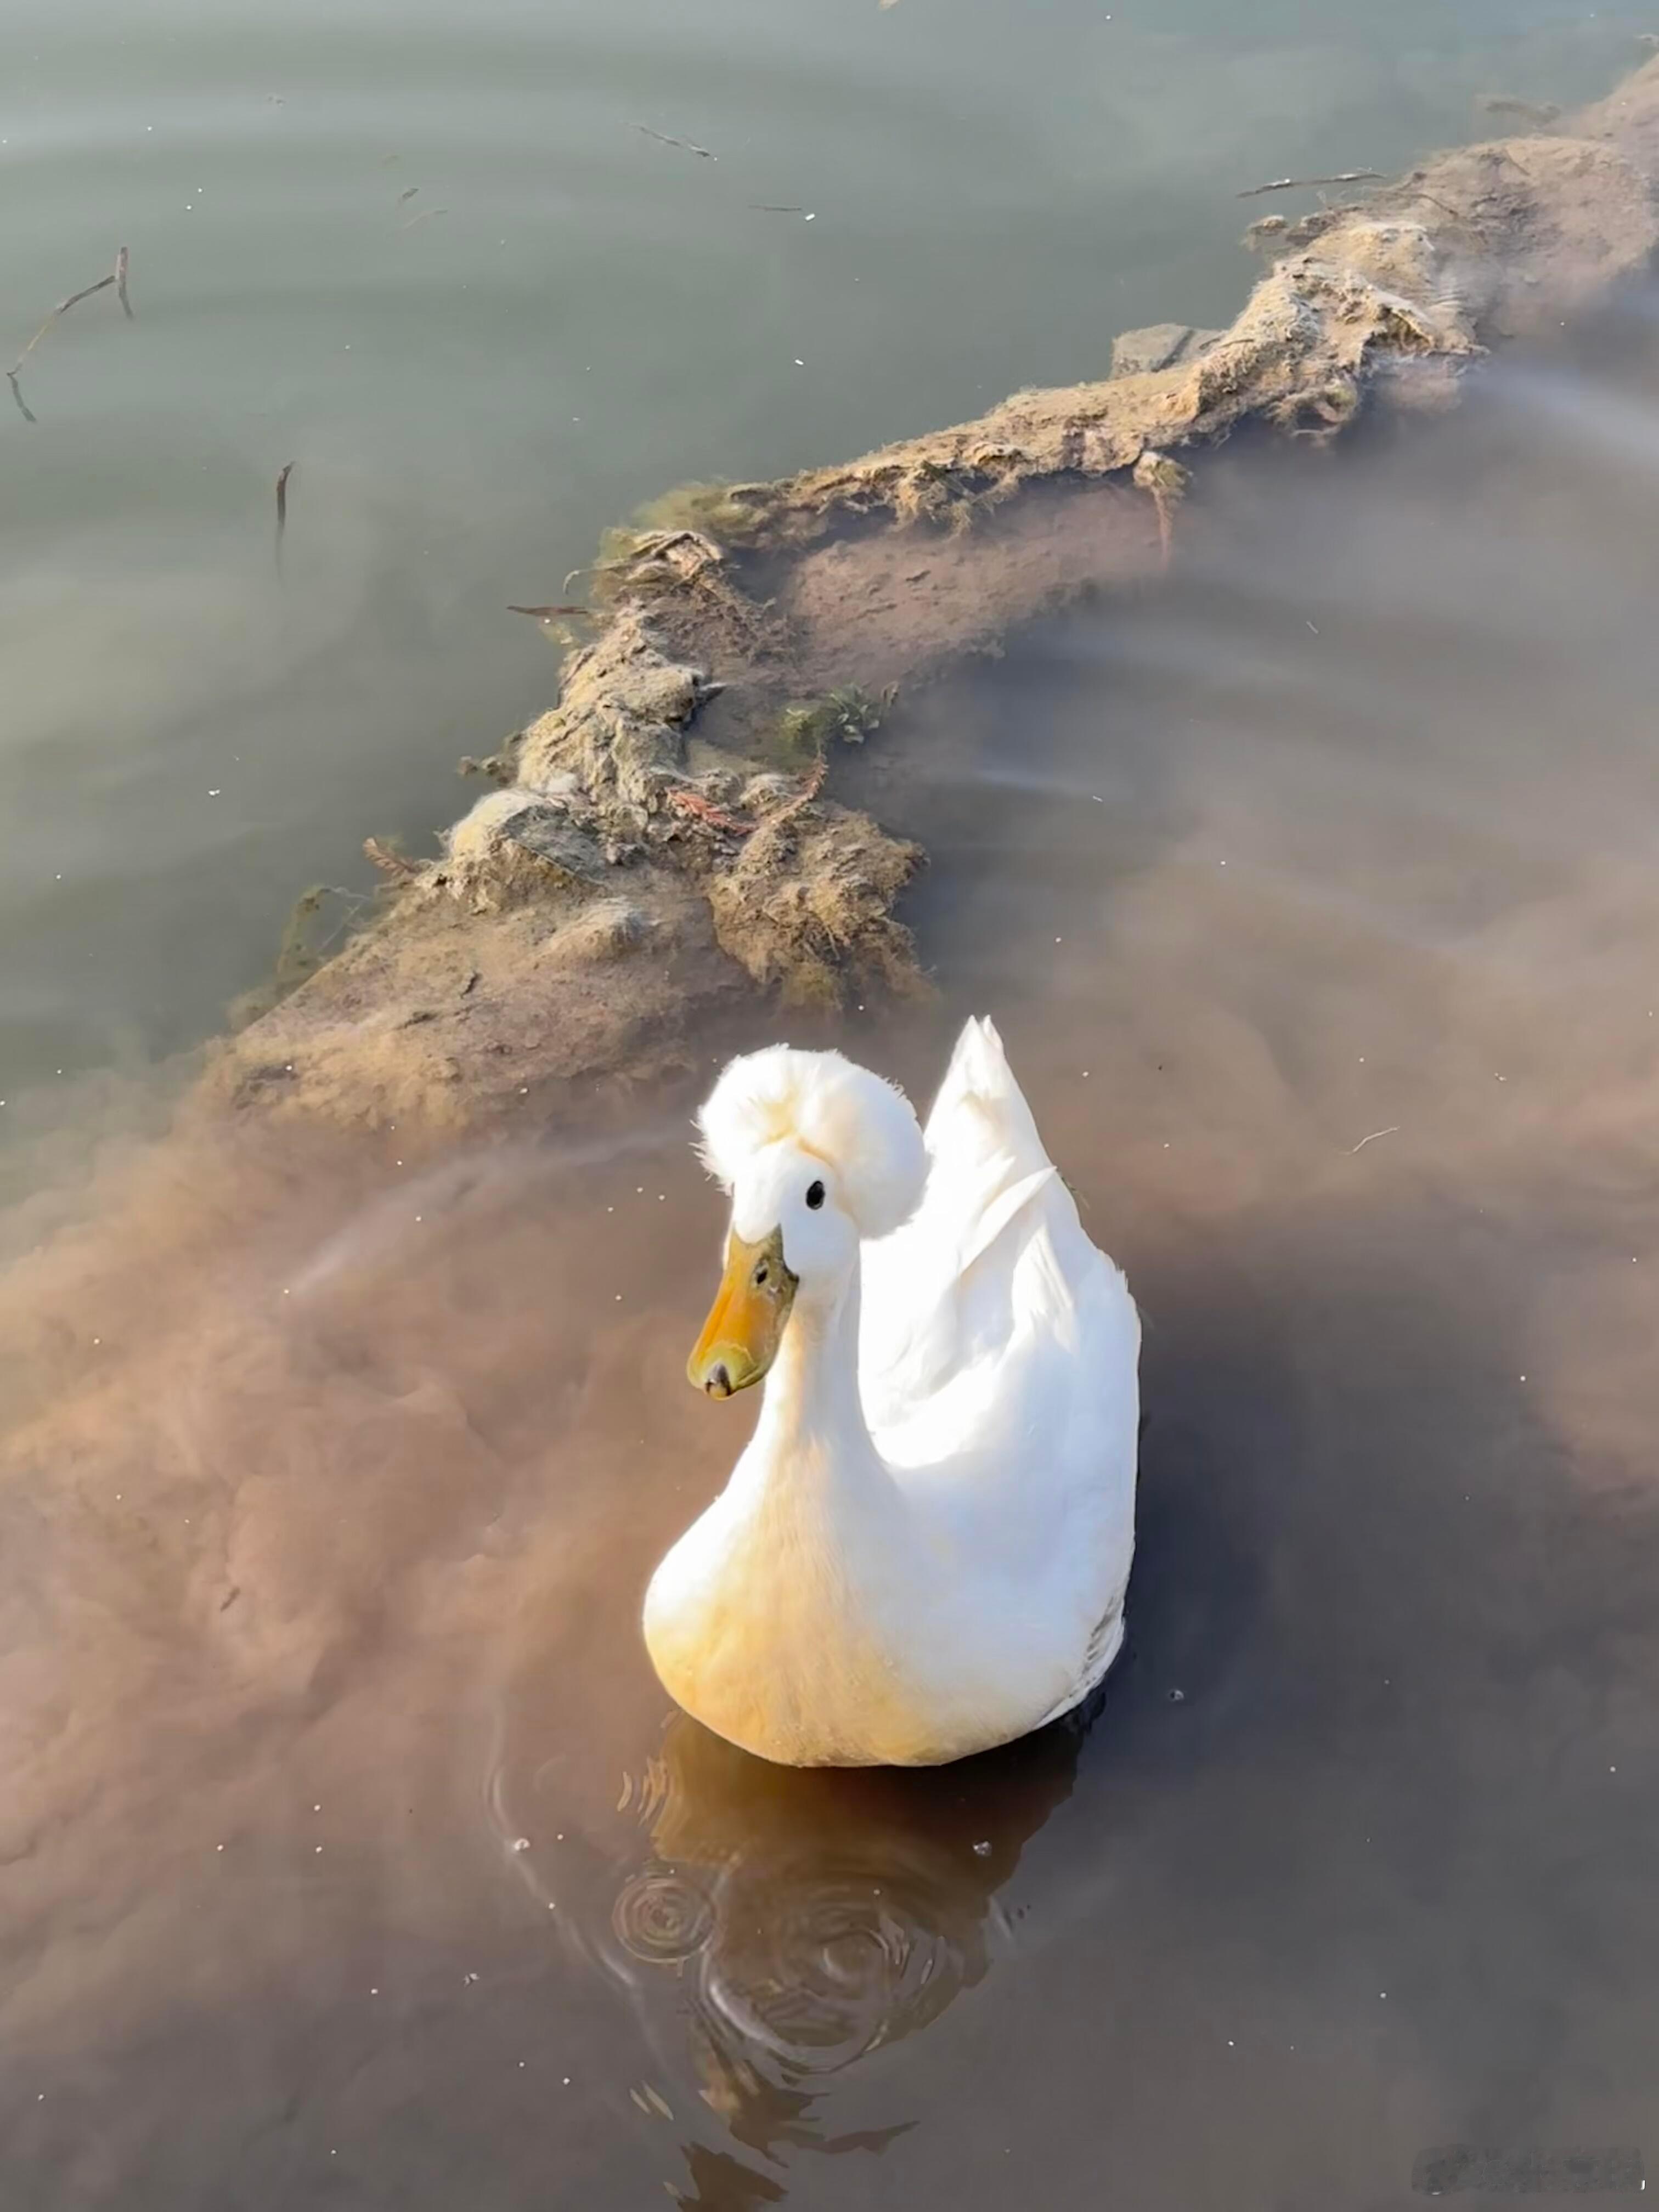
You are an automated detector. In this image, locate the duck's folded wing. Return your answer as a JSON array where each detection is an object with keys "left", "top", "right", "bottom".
[{"left": 859, "top": 1016, "right": 1090, "bottom": 1423}]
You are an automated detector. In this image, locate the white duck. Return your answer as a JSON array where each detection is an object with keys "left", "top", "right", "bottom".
[{"left": 643, "top": 1017, "right": 1139, "bottom": 1768}]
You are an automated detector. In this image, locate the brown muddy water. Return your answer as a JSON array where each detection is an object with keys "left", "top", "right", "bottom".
[{"left": 12, "top": 312, "right": 1659, "bottom": 2205}]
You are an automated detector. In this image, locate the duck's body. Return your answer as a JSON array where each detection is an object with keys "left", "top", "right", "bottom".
[{"left": 644, "top": 1018, "right": 1139, "bottom": 1768}]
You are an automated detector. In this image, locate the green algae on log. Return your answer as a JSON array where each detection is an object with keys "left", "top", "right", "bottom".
[{"left": 212, "top": 57, "right": 1659, "bottom": 1136}]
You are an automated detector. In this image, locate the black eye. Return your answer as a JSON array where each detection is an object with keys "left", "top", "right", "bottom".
[
  {"left": 806, "top": 1180, "right": 826, "bottom": 1210},
  {"left": 753, "top": 1262, "right": 769, "bottom": 1286}
]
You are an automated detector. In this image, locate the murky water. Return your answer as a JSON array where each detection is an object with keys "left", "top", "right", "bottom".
[
  {"left": 9, "top": 4, "right": 1659, "bottom": 2207},
  {"left": 9, "top": 297, "right": 1659, "bottom": 2204},
  {"left": 0, "top": 0, "right": 1640, "bottom": 1100}
]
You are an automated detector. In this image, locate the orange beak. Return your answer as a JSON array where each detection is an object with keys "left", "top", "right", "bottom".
[{"left": 687, "top": 1226, "right": 797, "bottom": 1398}]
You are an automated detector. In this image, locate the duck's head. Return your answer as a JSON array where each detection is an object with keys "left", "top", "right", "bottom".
[{"left": 687, "top": 1045, "right": 927, "bottom": 1398}]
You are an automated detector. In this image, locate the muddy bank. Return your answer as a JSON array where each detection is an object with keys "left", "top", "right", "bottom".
[{"left": 192, "top": 54, "right": 1659, "bottom": 1141}]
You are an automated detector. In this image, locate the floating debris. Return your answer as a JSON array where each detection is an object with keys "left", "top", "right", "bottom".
[
  {"left": 363, "top": 837, "right": 423, "bottom": 881},
  {"left": 634, "top": 123, "right": 715, "bottom": 160},
  {"left": 7, "top": 250, "right": 129, "bottom": 420},
  {"left": 401, "top": 206, "right": 448, "bottom": 232},
  {"left": 1237, "top": 170, "right": 1385, "bottom": 199},
  {"left": 12, "top": 270, "right": 116, "bottom": 369},
  {"left": 274, "top": 461, "right": 294, "bottom": 571},
  {"left": 397, "top": 185, "right": 419, "bottom": 206},
  {"left": 1349, "top": 1125, "right": 1401, "bottom": 1154},
  {"left": 506, "top": 603, "right": 593, "bottom": 622}
]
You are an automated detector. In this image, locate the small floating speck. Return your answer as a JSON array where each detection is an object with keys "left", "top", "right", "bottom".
[
  {"left": 972, "top": 1840, "right": 991, "bottom": 1857},
  {"left": 513, "top": 1836, "right": 531, "bottom": 1852}
]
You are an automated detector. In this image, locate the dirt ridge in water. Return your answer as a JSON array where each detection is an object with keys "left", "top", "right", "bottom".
[{"left": 206, "top": 56, "right": 1659, "bottom": 1143}]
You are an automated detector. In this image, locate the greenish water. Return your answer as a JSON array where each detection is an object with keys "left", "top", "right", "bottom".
[{"left": 0, "top": 0, "right": 1637, "bottom": 1096}]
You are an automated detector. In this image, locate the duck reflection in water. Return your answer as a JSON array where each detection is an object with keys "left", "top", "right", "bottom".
[{"left": 602, "top": 1701, "right": 1090, "bottom": 2204}]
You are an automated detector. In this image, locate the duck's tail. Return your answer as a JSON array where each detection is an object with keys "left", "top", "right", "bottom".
[{"left": 923, "top": 1017, "right": 1051, "bottom": 1189}]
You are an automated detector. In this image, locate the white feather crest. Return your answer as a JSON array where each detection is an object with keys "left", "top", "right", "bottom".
[{"left": 696, "top": 1045, "right": 927, "bottom": 1239}]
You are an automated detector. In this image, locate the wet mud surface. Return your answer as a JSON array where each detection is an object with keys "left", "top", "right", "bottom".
[{"left": 205, "top": 55, "right": 1659, "bottom": 1142}]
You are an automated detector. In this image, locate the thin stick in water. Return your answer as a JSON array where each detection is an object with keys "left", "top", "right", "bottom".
[
  {"left": 115, "top": 244, "right": 132, "bottom": 319},
  {"left": 1237, "top": 170, "right": 1384, "bottom": 199},
  {"left": 1349, "top": 1126, "right": 1400, "bottom": 1154},
  {"left": 507, "top": 603, "right": 591, "bottom": 619},
  {"left": 634, "top": 123, "right": 715, "bottom": 159},
  {"left": 400, "top": 206, "right": 448, "bottom": 230},
  {"left": 275, "top": 462, "right": 294, "bottom": 571},
  {"left": 7, "top": 370, "right": 37, "bottom": 424},
  {"left": 10, "top": 272, "right": 116, "bottom": 375}
]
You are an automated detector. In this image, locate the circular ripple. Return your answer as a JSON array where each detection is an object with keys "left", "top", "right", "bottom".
[
  {"left": 611, "top": 1866, "right": 717, "bottom": 1965},
  {"left": 695, "top": 1855, "right": 973, "bottom": 2083}
]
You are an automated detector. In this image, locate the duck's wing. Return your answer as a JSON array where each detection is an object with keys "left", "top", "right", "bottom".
[
  {"left": 859, "top": 1017, "right": 1097, "bottom": 1425},
  {"left": 861, "top": 1025, "right": 1140, "bottom": 1731}
]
